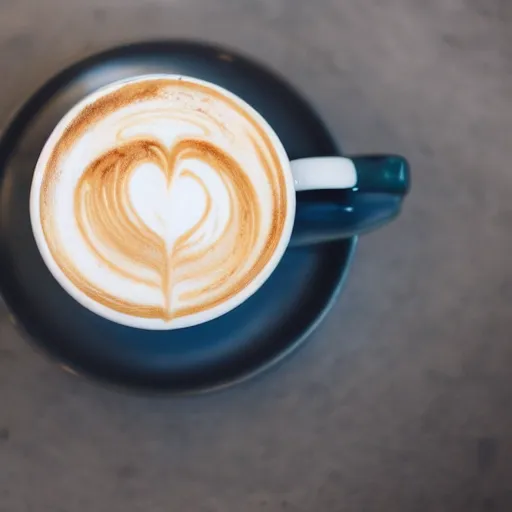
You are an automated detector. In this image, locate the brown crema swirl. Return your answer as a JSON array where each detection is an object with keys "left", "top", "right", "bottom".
[{"left": 39, "top": 79, "right": 287, "bottom": 321}]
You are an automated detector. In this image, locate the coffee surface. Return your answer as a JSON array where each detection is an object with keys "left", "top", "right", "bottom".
[{"left": 35, "top": 77, "right": 287, "bottom": 323}]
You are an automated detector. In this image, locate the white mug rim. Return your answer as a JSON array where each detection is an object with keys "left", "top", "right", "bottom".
[{"left": 30, "top": 74, "right": 297, "bottom": 330}]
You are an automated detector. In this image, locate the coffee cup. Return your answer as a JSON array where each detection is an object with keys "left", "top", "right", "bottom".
[{"left": 30, "top": 74, "right": 409, "bottom": 330}]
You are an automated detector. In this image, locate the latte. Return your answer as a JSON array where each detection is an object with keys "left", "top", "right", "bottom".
[{"left": 31, "top": 76, "right": 292, "bottom": 328}]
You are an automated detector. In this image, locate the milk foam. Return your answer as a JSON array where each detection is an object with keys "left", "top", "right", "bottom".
[{"left": 32, "top": 76, "right": 291, "bottom": 328}]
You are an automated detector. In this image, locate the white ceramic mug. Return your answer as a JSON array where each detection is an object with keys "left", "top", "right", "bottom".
[{"left": 30, "top": 75, "right": 409, "bottom": 330}]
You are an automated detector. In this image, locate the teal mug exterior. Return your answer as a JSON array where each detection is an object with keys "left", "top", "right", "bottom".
[{"left": 290, "top": 154, "right": 410, "bottom": 246}]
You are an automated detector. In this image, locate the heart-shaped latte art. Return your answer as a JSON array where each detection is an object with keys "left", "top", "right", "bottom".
[
  {"left": 74, "top": 136, "right": 260, "bottom": 320},
  {"left": 37, "top": 78, "right": 288, "bottom": 324}
]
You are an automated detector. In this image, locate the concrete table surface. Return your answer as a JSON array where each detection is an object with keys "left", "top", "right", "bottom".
[{"left": 0, "top": 0, "right": 511, "bottom": 510}]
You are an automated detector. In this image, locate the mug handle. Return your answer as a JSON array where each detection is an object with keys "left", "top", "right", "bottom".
[{"left": 290, "top": 155, "right": 410, "bottom": 246}]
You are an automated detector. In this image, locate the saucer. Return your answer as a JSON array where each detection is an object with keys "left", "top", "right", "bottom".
[{"left": 0, "top": 41, "right": 355, "bottom": 393}]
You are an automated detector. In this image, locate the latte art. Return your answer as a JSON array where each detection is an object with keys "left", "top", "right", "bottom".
[{"left": 34, "top": 77, "right": 289, "bottom": 326}]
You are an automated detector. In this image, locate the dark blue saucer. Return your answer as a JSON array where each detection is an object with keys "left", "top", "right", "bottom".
[{"left": 0, "top": 41, "right": 355, "bottom": 393}]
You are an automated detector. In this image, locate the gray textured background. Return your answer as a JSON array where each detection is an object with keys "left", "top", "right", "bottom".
[{"left": 1, "top": 0, "right": 511, "bottom": 510}]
